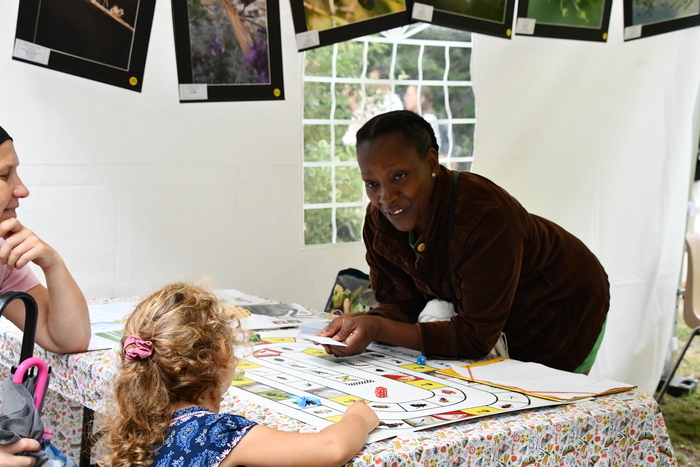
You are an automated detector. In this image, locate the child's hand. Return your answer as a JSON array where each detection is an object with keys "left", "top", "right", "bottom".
[
  {"left": 0, "top": 218, "right": 61, "bottom": 270},
  {"left": 343, "top": 400, "right": 379, "bottom": 433}
]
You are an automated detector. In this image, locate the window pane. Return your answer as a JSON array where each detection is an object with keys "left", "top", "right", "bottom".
[
  {"left": 451, "top": 124, "right": 475, "bottom": 158},
  {"left": 394, "top": 84, "right": 410, "bottom": 111},
  {"left": 304, "top": 48, "right": 333, "bottom": 77},
  {"left": 396, "top": 44, "right": 420, "bottom": 79},
  {"left": 336, "top": 165, "right": 363, "bottom": 203},
  {"left": 336, "top": 207, "right": 364, "bottom": 243},
  {"left": 304, "top": 125, "right": 331, "bottom": 162},
  {"left": 336, "top": 42, "right": 365, "bottom": 78},
  {"left": 422, "top": 46, "right": 446, "bottom": 81},
  {"left": 305, "top": 208, "right": 332, "bottom": 245},
  {"left": 336, "top": 84, "right": 362, "bottom": 120},
  {"left": 366, "top": 42, "right": 394, "bottom": 79},
  {"left": 448, "top": 47, "right": 471, "bottom": 81},
  {"left": 436, "top": 123, "right": 456, "bottom": 157},
  {"left": 304, "top": 82, "right": 332, "bottom": 119},
  {"left": 449, "top": 87, "right": 475, "bottom": 119},
  {"left": 335, "top": 129, "right": 358, "bottom": 161},
  {"left": 304, "top": 166, "right": 332, "bottom": 204},
  {"left": 410, "top": 86, "right": 445, "bottom": 119}
]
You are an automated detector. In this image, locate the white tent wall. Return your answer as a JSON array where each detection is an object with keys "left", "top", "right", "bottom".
[
  {"left": 0, "top": 0, "right": 368, "bottom": 311},
  {"left": 472, "top": 5, "right": 700, "bottom": 393}
]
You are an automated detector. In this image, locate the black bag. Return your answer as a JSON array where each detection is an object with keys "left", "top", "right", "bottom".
[{"left": 324, "top": 268, "right": 377, "bottom": 316}]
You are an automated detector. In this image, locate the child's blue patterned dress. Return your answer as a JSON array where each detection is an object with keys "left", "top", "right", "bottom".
[{"left": 154, "top": 406, "right": 257, "bottom": 466}]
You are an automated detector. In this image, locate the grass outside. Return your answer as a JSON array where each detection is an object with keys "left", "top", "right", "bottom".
[{"left": 658, "top": 307, "right": 700, "bottom": 466}]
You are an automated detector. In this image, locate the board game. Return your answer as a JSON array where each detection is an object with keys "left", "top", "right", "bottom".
[{"left": 229, "top": 330, "right": 565, "bottom": 442}]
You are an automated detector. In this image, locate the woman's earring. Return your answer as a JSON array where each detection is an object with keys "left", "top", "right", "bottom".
[{"left": 431, "top": 173, "right": 436, "bottom": 178}]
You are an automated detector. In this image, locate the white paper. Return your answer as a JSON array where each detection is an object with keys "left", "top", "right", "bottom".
[
  {"left": 412, "top": 3, "right": 434, "bottom": 22},
  {"left": 13, "top": 39, "right": 50, "bottom": 65},
  {"left": 87, "top": 301, "right": 137, "bottom": 350},
  {"left": 217, "top": 289, "right": 328, "bottom": 330},
  {"left": 296, "top": 31, "right": 320, "bottom": 50},
  {"left": 179, "top": 84, "right": 208, "bottom": 101},
  {"left": 624, "top": 25, "right": 642, "bottom": 41},
  {"left": 450, "top": 358, "right": 635, "bottom": 401},
  {"left": 516, "top": 18, "right": 536, "bottom": 35},
  {"left": 297, "top": 321, "right": 347, "bottom": 346},
  {"left": 89, "top": 301, "right": 137, "bottom": 323}
]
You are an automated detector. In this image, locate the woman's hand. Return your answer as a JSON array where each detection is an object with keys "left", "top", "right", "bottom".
[
  {"left": 0, "top": 218, "right": 90, "bottom": 354},
  {"left": 0, "top": 219, "right": 61, "bottom": 270},
  {"left": 0, "top": 438, "right": 40, "bottom": 467},
  {"left": 317, "top": 313, "right": 382, "bottom": 357}
]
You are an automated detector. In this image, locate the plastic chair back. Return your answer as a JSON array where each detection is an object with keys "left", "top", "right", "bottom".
[{"left": 684, "top": 233, "right": 700, "bottom": 329}]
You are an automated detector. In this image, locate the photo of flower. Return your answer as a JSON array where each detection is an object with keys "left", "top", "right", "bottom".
[
  {"left": 188, "top": 0, "right": 271, "bottom": 84},
  {"left": 303, "top": 0, "right": 406, "bottom": 32},
  {"left": 171, "top": 0, "right": 284, "bottom": 101},
  {"left": 632, "top": 0, "right": 699, "bottom": 26},
  {"left": 408, "top": 0, "right": 515, "bottom": 39},
  {"left": 526, "top": 0, "right": 607, "bottom": 28},
  {"left": 419, "top": 0, "right": 507, "bottom": 23}
]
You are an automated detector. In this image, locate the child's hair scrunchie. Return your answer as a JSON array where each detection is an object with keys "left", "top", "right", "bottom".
[{"left": 123, "top": 335, "right": 154, "bottom": 362}]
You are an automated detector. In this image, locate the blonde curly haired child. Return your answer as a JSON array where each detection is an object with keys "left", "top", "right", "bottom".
[{"left": 99, "top": 282, "right": 378, "bottom": 467}]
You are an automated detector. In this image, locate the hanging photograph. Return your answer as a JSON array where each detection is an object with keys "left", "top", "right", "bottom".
[
  {"left": 290, "top": 0, "right": 411, "bottom": 51},
  {"left": 13, "top": 0, "right": 156, "bottom": 92},
  {"left": 623, "top": 0, "right": 700, "bottom": 40},
  {"left": 172, "top": 0, "right": 284, "bottom": 102},
  {"left": 514, "top": 0, "right": 613, "bottom": 41},
  {"left": 409, "top": 0, "right": 515, "bottom": 38}
]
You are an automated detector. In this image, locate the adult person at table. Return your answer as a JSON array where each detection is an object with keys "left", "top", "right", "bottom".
[
  {"left": 0, "top": 438, "right": 41, "bottom": 467},
  {"left": 318, "top": 110, "right": 609, "bottom": 373},
  {"left": 0, "top": 126, "right": 90, "bottom": 354}
]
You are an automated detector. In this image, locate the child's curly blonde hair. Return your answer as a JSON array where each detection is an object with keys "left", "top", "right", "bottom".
[{"left": 98, "top": 282, "right": 245, "bottom": 467}]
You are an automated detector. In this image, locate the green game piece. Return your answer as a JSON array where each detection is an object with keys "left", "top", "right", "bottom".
[{"left": 250, "top": 333, "right": 261, "bottom": 343}]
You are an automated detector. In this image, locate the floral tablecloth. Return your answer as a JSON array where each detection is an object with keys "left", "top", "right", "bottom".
[
  {"left": 220, "top": 390, "right": 675, "bottom": 467},
  {"left": 0, "top": 299, "right": 677, "bottom": 467}
]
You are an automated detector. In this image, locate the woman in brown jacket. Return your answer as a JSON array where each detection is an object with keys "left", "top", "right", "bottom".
[{"left": 319, "top": 110, "right": 609, "bottom": 373}]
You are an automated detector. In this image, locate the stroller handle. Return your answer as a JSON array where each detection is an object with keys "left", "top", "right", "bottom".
[
  {"left": 0, "top": 291, "right": 38, "bottom": 364},
  {"left": 13, "top": 357, "right": 49, "bottom": 411}
]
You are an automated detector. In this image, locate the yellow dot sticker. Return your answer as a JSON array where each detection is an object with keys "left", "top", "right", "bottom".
[
  {"left": 273, "top": 88, "right": 281, "bottom": 97},
  {"left": 602, "top": 33, "right": 607, "bottom": 40},
  {"left": 506, "top": 29, "right": 512, "bottom": 37},
  {"left": 129, "top": 77, "right": 138, "bottom": 86}
]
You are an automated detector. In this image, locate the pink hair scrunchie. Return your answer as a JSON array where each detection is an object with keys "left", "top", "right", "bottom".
[{"left": 123, "top": 335, "right": 153, "bottom": 362}]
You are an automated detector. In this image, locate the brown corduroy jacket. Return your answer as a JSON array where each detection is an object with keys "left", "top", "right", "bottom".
[{"left": 364, "top": 166, "right": 610, "bottom": 372}]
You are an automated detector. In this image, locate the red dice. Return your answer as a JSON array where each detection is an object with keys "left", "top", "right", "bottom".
[{"left": 375, "top": 386, "right": 387, "bottom": 398}]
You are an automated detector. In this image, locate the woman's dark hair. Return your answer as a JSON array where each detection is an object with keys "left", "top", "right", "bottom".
[
  {"left": 0, "top": 126, "right": 12, "bottom": 146},
  {"left": 356, "top": 110, "right": 439, "bottom": 158}
]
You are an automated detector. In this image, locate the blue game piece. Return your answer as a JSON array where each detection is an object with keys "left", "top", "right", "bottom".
[
  {"left": 416, "top": 355, "right": 427, "bottom": 365},
  {"left": 288, "top": 395, "right": 322, "bottom": 408}
]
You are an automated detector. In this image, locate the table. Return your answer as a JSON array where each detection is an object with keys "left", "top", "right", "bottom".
[{"left": 0, "top": 298, "right": 678, "bottom": 467}]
